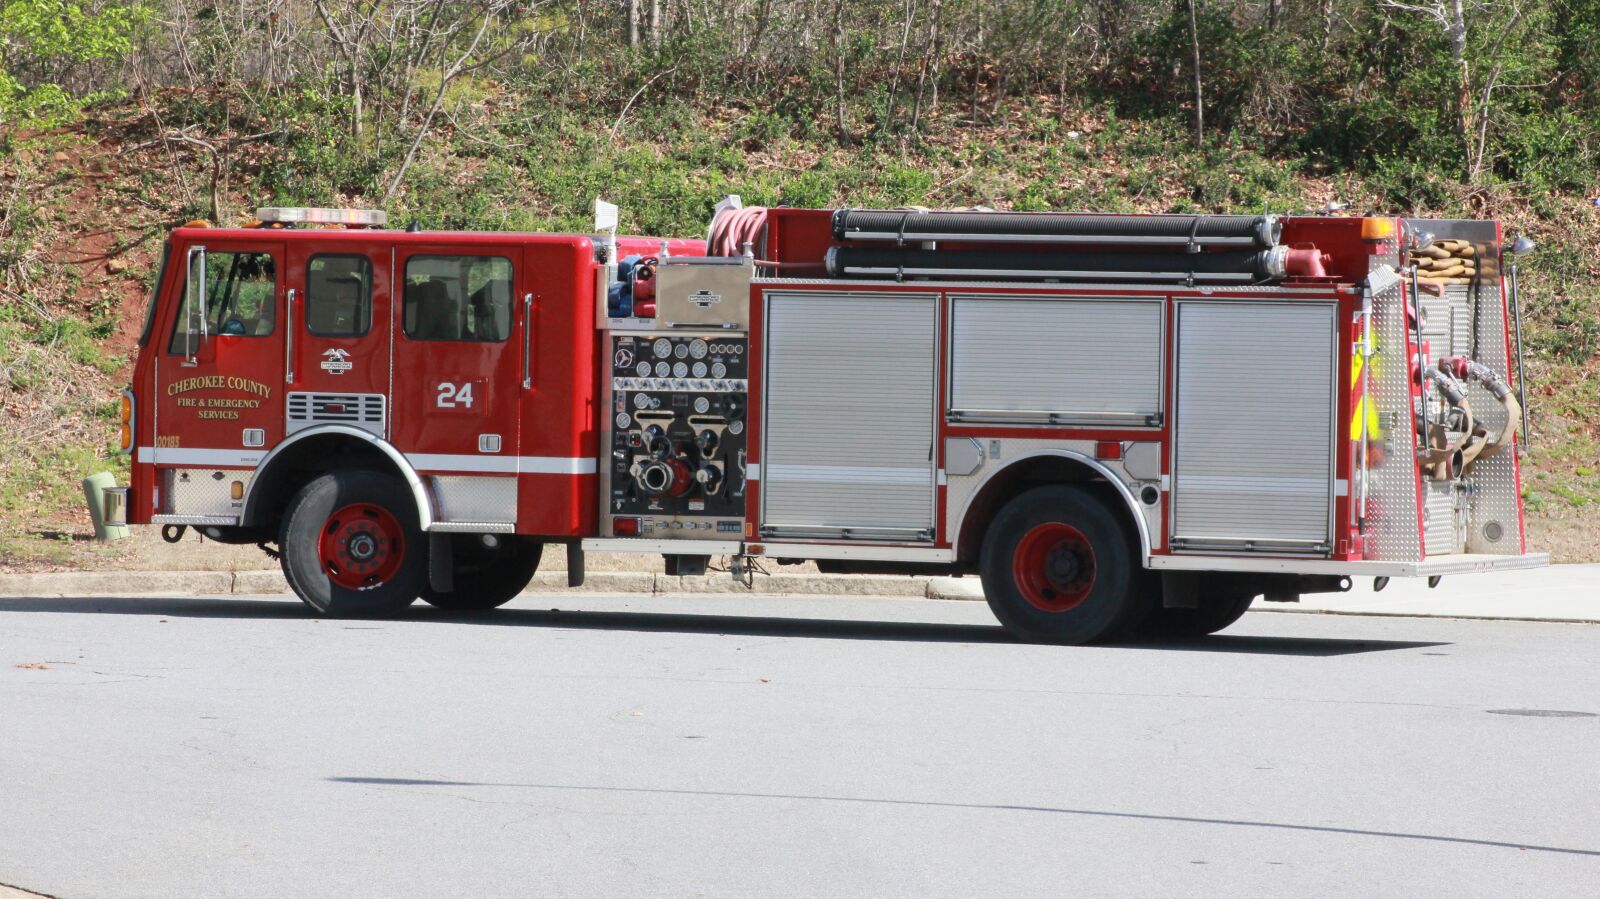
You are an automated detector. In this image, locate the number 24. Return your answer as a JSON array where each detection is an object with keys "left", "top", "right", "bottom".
[{"left": 436, "top": 382, "right": 475, "bottom": 409}]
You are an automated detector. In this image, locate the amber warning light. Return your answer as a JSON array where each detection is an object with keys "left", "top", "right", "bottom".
[{"left": 119, "top": 390, "right": 134, "bottom": 453}]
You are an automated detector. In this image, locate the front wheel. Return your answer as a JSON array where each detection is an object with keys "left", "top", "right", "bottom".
[
  {"left": 279, "top": 470, "right": 426, "bottom": 617},
  {"left": 421, "top": 535, "right": 543, "bottom": 611},
  {"left": 979, "top": 485, "right": 1152, "bottom": 645}
]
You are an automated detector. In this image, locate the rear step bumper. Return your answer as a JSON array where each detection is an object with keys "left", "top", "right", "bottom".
[{"left": 1150, "top": 552, "right": 1550, "bottom": 578}]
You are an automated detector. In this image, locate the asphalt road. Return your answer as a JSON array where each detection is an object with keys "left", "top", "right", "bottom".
[{"left": 3, "top": 593, "right": 1599, "bottom": 898}]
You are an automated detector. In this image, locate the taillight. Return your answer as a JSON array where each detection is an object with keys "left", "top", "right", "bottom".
[
  {"left": 613, "top": 517, "right": 641, "bottom": 536},
  {"left": 119, "top": 389, "right": 134, "bottom": 453}
]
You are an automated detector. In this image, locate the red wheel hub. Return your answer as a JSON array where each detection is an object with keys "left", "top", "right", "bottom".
[
  {"left": 318, "top": 503, "right": 405, "bottom": 590},
  {"left": 1012, "top": 522, "right": 1097, "bottom": 612}
]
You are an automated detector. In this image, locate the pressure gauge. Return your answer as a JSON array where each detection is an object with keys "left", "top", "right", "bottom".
[
  {"left": 728, "top": 419, "right": 744, "bottom": 435},
  {"left": 693, "top": 396, "right": 710, "bottom": 414},
  {"left": 652, "top": 338, "right": 672, "bottom": 358},
  {"left": 711, "top": 362, "right": 727, "bottom": 378},
  {"left": 633, "top": 393, "right": 651, "bottom": 410},
  {"left": 673, "top": 361, "right": 689, "bottom": 378},
  {"left": 635, "top": 361, "right": 651, "bottom": 377},
  {"left": 615, "top": 412, "right": 631, "bottom": 429},
  {"left": 690, "top": 339, "right": 708, "bottom": 359},
  {"left": 692, "top": 361, "right": 707, "bottom": 378},
  {"left": 655, "top": 361, "right": 670, "bottom": 377},
  {"left": 674, "top": 342, "right": 690, "bottom": 359}
]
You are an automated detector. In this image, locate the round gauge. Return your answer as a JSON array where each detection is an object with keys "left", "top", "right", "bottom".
[
  {"left": 711, "top": 362, "right": 727, "bottom": 378},
  {"left": 674, "top": 342, "right": 690, "bottom": 359},
  {"left": 692, "top": 361, "right": 707, "bottom": 378},
  {"left": 693, "top": 396, "right": 711, "bottom": 414},
  {"left": 728, "top": 419, "right": 744, "bottom": 435},
  {"left": 633, "top": 393, "right": 651, "bottom": 410},
  {"left": 654, "top": 361, "right": 670, "bottom": 377},
  {"left": 615, "top": 412, "right": 631, "bottom": 429},
  {"left": 673, "top": 361, "right": 689, "bottom": 378},
  {"left": 635, "top": 361, "right": 651, "bottom": 376},
  {"left": 652, "top": 338, "right": 672, "bottom": 358},
  {"left": 690, "top": 339, "right": 709, "bottom": 359}
]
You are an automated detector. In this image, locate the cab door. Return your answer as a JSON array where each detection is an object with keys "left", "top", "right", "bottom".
[
  {"left": 284, "top": 240, "right": 392, "bottom": 437},
  {"left": 150, "top": 238, "right": 286, "bottom": 519},
  {"left": 390, "top": 244, "right": 527, "bottom": 527}
]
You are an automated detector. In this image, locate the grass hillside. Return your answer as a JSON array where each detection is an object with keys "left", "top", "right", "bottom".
[{"left": 2, "top": 87, "right": 1597, "bottom": 567}]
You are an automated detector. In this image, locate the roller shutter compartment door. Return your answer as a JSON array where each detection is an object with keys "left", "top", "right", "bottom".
[
  {"left": 1171, "top": 301, "right": 1338, "bottom": 550},
  {"left": 949, "top": 295, "right": 1162, "bottom": 425},
  {"left": 761, "top": 293, "right": 937, "bottom": 540}
]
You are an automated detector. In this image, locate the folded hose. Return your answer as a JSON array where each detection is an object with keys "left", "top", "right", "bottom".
[{"left": 1443, "top": 357, "right": 1522, "bottom": 466}]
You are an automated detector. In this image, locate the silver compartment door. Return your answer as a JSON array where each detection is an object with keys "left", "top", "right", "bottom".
[
  {"left": 762, "top": 292, "right": 937, "bottom": 541},
  {"left": 949, "top": 295, "right": 1163, "bottom": 425},
  {"left": 1172, "top": 300, "right": 1337, "bottom": 551}
]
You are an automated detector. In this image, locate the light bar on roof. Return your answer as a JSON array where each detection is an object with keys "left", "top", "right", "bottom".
[{"left": 256, "top": 207, "right": 388, "bottom": 226}]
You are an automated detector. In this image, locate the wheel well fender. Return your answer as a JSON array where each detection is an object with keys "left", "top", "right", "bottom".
[
  {"left": 240, "top": 425, "right": 433, "bottom": 532},
  {"left": 953, "top": 450, "right": 1151, "bottom": 568}
]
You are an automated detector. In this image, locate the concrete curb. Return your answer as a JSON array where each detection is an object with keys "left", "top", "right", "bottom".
[{"left": 0, "top": 569, "right": 986, "bottom": 601}]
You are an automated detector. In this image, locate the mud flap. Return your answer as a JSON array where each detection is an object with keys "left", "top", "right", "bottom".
[
  {"left": 429, "top": 533, "right": 454, "bottom": 593},
  {"left": 566, "top": 541, "right": 585, "bottom": 587}
]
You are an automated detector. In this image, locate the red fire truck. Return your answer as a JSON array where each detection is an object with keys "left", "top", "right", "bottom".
[{"left": 105, "top": 200, "right": 1545, "bottom": 643}]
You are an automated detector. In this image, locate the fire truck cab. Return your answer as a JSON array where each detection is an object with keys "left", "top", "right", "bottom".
[{"left": 109, "top": 202, "right": 1546, "bottom": 643}]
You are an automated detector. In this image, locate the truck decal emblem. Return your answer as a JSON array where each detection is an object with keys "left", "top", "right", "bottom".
[{"left": 320, "top": 348, "right": 353, "bottom": 374}]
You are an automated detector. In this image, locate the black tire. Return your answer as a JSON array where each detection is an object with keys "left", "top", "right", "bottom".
[
  {"left": 979, "top": 485, "right": 1153, "bottom": 645},
  {"left": 1144, "top": 591, "right": 1255, "bottom": 638},
  {"left": 421, "top": 535, "right": 543, "bottom": 611},
  {"left": 279, "top": 470, "right": 426, "bottom": 617}
]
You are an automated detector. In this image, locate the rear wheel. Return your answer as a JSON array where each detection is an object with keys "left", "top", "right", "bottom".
[
  {"left": 279, "top": 470, "right": 426, "bottom": 617},
  {"left": 421, "top": 535, "right": 542, "bottom": 611},
  {"left": 979, "top": 485, "right": 1151, "bottom": 644}
]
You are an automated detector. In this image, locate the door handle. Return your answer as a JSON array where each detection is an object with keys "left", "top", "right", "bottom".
[
  {"left": 521, "top": 292, "right": 534, "bottom": 389},
  {"left": 285, "top": 287, "right": 297, "bottom": 384}
]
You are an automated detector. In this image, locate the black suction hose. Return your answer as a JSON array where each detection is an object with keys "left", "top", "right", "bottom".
[{"left": 832, "top": 209, "right": 1280, "bottom": 248}]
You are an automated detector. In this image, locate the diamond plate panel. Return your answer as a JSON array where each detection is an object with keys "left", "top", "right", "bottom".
[
  {"left": 429, "top": 475, "right": 517, "bottom": 524},
  {"left": 160, "top": 469, "right": 252, "bottom": 517},
  {"left": 1460, "top": 282, "right": 1523, "bottom": 554},
  {"left": 1423, "top": 481, "right": 1466, "bottom": 556},
  {"left": 1362, "top": 274, "right": 1422, "bottom": 562}
]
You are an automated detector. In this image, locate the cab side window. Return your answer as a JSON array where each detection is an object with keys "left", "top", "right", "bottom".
[
  {"left": 307, "top": 255, "right": 372, "bottom": 337},
  {"left": 403, "top": 255, "right": 512, "bottom": 342},
  {"left": 167, "top": 250, "right": 277, "bottom": 353}
]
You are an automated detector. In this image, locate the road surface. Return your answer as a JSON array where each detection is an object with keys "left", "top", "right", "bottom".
[{"left": 3, "top": 593, "right": 1598, "bottom": 897}]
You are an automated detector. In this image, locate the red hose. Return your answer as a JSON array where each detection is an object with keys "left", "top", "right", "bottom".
[{"left": 708, "top": 206, "right": 769, "bottom": 257}]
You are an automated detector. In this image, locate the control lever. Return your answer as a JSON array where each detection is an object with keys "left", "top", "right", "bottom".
[{"left": 695, "top": 428, "right": 720, "bottom": 458}]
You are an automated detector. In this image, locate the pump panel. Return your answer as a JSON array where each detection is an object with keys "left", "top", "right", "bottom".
[{"left": 600, "top": 332, "right": 749, "bottom": 537}]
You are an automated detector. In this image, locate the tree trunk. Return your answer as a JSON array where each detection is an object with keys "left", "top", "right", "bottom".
[
  {"left": 833, "top": 0, "right": 851, "bottom": 144},
  {"left": 628, "top": 0, "right": 640, "bottom": 47},
  {"left": 1447, "top": 0, "right": 1473, "bottom": 177},
  {"left": 1187, "top": 0, "right": 1205, "bottom": 145}
]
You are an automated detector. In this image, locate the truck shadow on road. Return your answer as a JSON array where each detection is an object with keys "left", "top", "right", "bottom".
[{"left": 0, "top": 596, "right": 1447, "bottom": 657}]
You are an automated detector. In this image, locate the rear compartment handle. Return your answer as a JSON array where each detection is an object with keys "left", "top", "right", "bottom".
[{"left": 521, "top": 292, "right": 533, "bottom": 389}]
